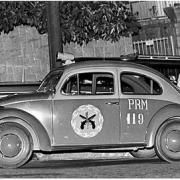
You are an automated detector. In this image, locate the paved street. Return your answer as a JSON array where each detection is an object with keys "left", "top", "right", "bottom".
[{"left": 0, "top": 157, "right": 180, "bottom": 178}]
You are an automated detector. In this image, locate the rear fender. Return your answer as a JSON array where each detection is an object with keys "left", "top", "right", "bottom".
[
  {"left": 0, "top": 108, "right": 51, "bottom": 151},
  {"left": 146, "top": 104, "right": 180, "bottom": 147}
]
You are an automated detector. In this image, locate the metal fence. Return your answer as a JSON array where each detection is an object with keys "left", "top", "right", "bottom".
[{"left": 132, "top": 36, "right": 175, "bottom": 55}]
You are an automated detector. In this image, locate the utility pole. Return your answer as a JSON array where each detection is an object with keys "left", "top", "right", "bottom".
[{"left": 46, "top": 1, "right": 63, "bottom": 70}]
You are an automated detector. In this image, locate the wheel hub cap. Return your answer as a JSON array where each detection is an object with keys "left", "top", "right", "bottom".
[
  {"left": 0, "top": 134, "right": 21, "bottom": 157},
  {"left": 166, "top": 130, "right": 180, "bottom": 152}
]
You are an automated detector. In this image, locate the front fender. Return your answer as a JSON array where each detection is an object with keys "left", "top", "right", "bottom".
[
  {"left": 146, "top": 104, "right": 180, "bottom": 147},
  {"left": 0, "top": 107, "right": 51, "bottom": 151}
]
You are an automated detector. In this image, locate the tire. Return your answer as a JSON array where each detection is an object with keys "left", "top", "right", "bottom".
[
  {"left": 130, "top": 148, "right": 156, "bottom": 158},
  {"left": 0, "top": 122, "right": 33, "bottom": 169},
  {"left": 155, "top": 119, "right": 180, "bottom": 162}
]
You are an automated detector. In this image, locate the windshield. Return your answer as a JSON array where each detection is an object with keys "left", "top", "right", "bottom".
[{"left": 38, "top": 69, "right": 63, "bottom": 92}]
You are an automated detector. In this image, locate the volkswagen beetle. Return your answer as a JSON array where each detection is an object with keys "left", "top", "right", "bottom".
[{"left": 0, "top": 53, "right": 180, "bottom": 168}]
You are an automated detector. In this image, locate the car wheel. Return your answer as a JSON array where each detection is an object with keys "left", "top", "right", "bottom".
[
  {"left": 130, "top": 148, "right": 156, "bottom": 158},
  {"left": 0, "top": 122, "right": 33, "bottom": 169},
  {"left": 155, "top": 119, "right": 180, "bottom": 162}
]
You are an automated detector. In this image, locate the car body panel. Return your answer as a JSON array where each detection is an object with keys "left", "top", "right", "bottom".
[
  {"left": 116, "top": 66, "right": 180, "bottom": 144},
  {"left": 146, "top": 104, "right": 180, "bottom": 147},
  {"left": 0, "top": 60, "right": 179, "bottom": 152},
  {"left": 120, "top": 98, "right": 172, "bottom": 143},
  {"left": 53, "top": 98, "right": 120, "bottom": 146},
  {"left": 0, "top": 92, "right": 53, "bottom": 150},
  {"left": 52, "top": 67, "right": 120, "bottom": 145},
  {"left": 0, "top": 107, "right": 51, "bottom": 151}
]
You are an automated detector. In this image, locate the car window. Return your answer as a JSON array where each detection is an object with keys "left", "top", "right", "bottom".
[
  {"left": 61, "top": 73, "right": 114, "bottom": 95},
  {"left": 38, "top": 69, "right": 63, "bottom": 92},
  {"left": 95, "top": 75, "right": 114, "bottom": 95},
  {"left": 79, "top": 73, "right": 93, "bottom": 95},
  {"left": 61, "top": 74, "right": 78, "bottom": 95},
  {"left": 121, "top": 73, "right": 162, "bottom": 95}
]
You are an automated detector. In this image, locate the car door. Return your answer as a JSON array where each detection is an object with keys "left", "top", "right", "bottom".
[
  {"left": 52, "top": 68, "right": 120, "bottom": 146},
  {"left": 118, "top": 67, "right": 172, "bottom": 144}
]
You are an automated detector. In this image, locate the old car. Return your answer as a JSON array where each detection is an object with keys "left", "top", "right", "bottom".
[
  {"left": 0, "top": 81, "right": 40, "bottom": 98},
  {"left": 1, "top": 53, "right": 180, "bottom": 168}
]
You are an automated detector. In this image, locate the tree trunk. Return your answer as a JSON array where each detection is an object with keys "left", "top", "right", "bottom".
[{"left": 46, "top": 1, "right": 63, "bottom": 70}]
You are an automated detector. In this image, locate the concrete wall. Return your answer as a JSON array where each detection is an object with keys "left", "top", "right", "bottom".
[
  {"left": 0, "top": 25, "right": 133, "bottom": 82},
  {"left": 0, "top": 25, "right": 50, "bottom": 82},
  {"left": 64, "top": 37, "right": 134, "bottom": 58}
]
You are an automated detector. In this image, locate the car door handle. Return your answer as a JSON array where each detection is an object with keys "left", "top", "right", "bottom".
[{"left": 106, "top": 102, "right": 119, "bottom": 105}]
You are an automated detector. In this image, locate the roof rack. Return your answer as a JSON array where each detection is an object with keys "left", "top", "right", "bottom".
[
  {"left": 56, "top": 52, "right": 180, "bottom": 65},
  {"left": 138, "top": 55, "right": 180, "bottom": 60}
]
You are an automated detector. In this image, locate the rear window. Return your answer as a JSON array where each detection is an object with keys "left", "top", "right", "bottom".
[{"left": 121, "top": 73, "right": 162, "bottom": 95}]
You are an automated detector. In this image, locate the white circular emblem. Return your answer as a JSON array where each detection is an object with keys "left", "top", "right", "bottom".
[{"left": 71, "top": 104, "right": 104, "bottom": 138}]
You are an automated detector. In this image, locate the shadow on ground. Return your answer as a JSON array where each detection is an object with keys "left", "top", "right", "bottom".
[{"left": 24, "top": 157, "right": 165, "bottom": 169}]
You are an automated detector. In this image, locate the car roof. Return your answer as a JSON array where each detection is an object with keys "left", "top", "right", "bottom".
[{"left": 63, "top": 60, "right": 167, "bottom": 79}]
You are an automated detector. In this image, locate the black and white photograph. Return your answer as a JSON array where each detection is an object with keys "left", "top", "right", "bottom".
[{"left": 0, "top": 0, "right": 180, "bottom": 178}]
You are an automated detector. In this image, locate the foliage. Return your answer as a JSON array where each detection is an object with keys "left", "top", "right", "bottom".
[
  {"left": 0, "top": 1, "right": 140, "bottom": 45},
  {"left": 60, "top": 1, "right": 140, "bottom": 45},
  {"left": 0, "top": 2, "right": 46, "bottom": 34}
]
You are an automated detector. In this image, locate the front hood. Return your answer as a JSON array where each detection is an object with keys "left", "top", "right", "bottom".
[{"left": 0, "top": 91, "right": 50, "bottom": 106}]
